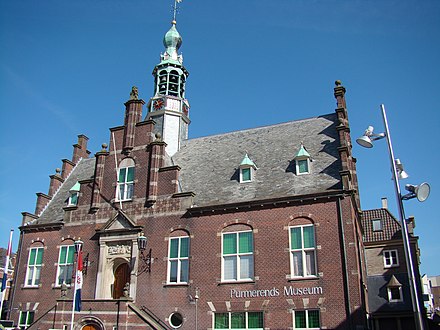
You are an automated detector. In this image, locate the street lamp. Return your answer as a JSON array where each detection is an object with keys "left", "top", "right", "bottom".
[
  {"left": 137, "top": 233, "right": 152, "bottom": 275},
  {"left": 356, "top": 104, "right": 430, "bottom": 330}
]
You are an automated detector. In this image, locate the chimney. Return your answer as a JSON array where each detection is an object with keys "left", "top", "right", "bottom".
[
  {"left": 381, "top": 197, "right": 388, "bottom": 209},
  {"left": 146, "top": 133, "right": 166, "bottom": 203},
  {"left": 72, "top": 134, "right": 90, "bottom": 164},
  {"left": 407, "top": 215, "right": 416, "bottom": 234},
  {"left": 91, "top": 144, "right": 109, "bottom": 211},
  {"left": 123, "top": 87, "right": 145, "bottom": 152},
  {"left": 48, "top": 168, "right": 64, "bottom": 196}
]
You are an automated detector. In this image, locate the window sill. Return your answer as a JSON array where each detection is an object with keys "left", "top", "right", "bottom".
[
  {"left": 63, "top": 205, "right": 78, "bottom": 211},
  {"left": 287, "top": 276, "right": 320, "bottom": 282},
  {"left": 22, "top": 285, "right": 40, "bottom": 289},
  {"left": 163, "top": 283, "right": 189, "bottom": 288},
  {"left": 218, "top": 280, "right": 255, "bottom": 286}
]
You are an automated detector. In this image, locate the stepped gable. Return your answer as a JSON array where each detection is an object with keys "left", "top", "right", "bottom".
[
  {"left": 36, "top": 158, "right": 96, "bottom": 224},
  {"left": 172, "top": 113, "right": 342, "bottom": 207}
]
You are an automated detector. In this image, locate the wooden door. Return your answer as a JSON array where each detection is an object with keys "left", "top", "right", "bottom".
[{"left": 113, "top": 263, "right": 130, "bottom": 299}]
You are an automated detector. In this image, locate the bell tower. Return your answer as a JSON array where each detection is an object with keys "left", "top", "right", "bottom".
[{"left": 146, "top": 12, "right": 190, "bottom": 157}]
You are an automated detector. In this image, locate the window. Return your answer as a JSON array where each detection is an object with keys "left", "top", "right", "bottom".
[
  {"left": 68, "top": 192, "right": 79, "bottom": 206},
  {"left": 383, "top": 250, "right": 399, "bottom": 268},
  {"left": 289, "top": 225, "right": 317, "bottom": 278},
  {"left": 25, "top": 247, "right": 44, "bottom": 286},
  {"left": 116, "top": 159, "right": 135, "bottom": 201},
  {"left": 239, "top": 154, "right": 257, "bottom": 183},
  {"left": 293, "top": 310, "right": 320, "bottom": 329},
  {"left": 388, "top": 286, "right": 403, "bottom": 302},
  {"left": 168, "top": 236, "right": 189, "bottom": 284},
  {"left": 56, "top": 245, "right": 75, "bottom": 286},
  {"left": 214, "top": 312, "right": 263, "bottom": 329},
  {"left": 18, "top": 310, "right": 34, "bottom": 329},
  {"left": 222, "top": 231, "right": 254, "bottom": 281},
  {"left": 169, "top": 312, "right": 184, "bottom": 328},
  {"left": 294, "top": 144, "right": 311, "bottom": 175},
  {"left": 372, "top": 219, "right": 382, "bottom": 231}
]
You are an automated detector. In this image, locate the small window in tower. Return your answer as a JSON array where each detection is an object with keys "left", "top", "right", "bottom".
[
  {"left": 238, "top": 154, "right": 257, "bottom": 183},
  {"left": 294, "top": 143, "right": 312, "bottom": 175}
]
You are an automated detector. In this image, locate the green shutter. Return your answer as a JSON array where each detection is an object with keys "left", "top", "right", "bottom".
[
  {"left": 231, "top": 312, "right": 245, "bottom": 328},
  {"left": 242, "top": 168, "right": 251, "bottom": 181},
  {"left": 303, "top": 226, "right": 315, "bottom": 248},
  {"left": 214, "top": 313, "right": 229, "bottom": 329},
  {"left": 169, "top": 239, "right": 179, "bottom": 258},
  {"left": 36, "top": 248, "right": 43, "bottom": 265},
  {"left": 295, "top": 311, "right": 306, "bottom": 328},
  {"left": 29, "top": 249, "right": 36, "bottom": 265},
  {"left": 248, "top": 312, "right": 263, "bottom": 328},
  {"left": 180, "top": 237, "right": 189, "bottom": 258},
  {"left": 308, "top": 310, "right": 320, "bottom": 328},
  {"left": 67, "top": 246, "right": 75, "bottom": 263},
  {"left": 290, "top": 228, "right": 302, "bottom": 249},
  {"left": 27, "top": 311, "right": 34, "bottom": 324},
  {"left": 127, "top": 167, "right": 135, "bottom": 181},
  {"left": 223, "top": 233, "right": 237, "bottom": 254},
  {"left": 298, "top": 159, "right": 308, "bottom": 173},
  {"left": 118, "top": 168, "right": 126, "bottom": 183},
  {"left": 239, "top": 232, "right": 253, "bottom": 253},
  {"left": 59, "top": 246, "right": 67, "bottom": 263}
]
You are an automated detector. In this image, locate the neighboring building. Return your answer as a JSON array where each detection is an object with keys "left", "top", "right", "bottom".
[
  {"left": 8, "top": 18, "right": 369, "bottom": 330},
  {"left": 429, "top": 276, "right": 440, "bottom": 314},
  {"left": 362, "top": 200, "right": 425, "bottom": 330},
  {"left": 0, "top": 248, "right": 16, "bottom": 320},
  {"left": 422, "top": 275, "right": 435, "bottom": 318}
]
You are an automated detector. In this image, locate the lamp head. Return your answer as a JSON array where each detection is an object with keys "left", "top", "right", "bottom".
[
  {"left": 74, "top": 238, "right": 84, "bottom": 253},
  {"left": 403, "top": 182, "right": 430, "bottom": 202},
  {"left": 395, "top": 159, "right": 409, "bottom": 179},
  {"left": 356, "top": 126, "right": 386, "bottom": 148},
  {"left": 356, "top": 135, "right": 374, "bottom": 148},
  {"left": 137, "top": 232, "right": 147, "bottom": 251}
]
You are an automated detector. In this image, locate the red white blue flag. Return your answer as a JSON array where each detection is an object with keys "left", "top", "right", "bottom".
[{"left": 74, "top": 250, "right": 83, "bottom": 312}]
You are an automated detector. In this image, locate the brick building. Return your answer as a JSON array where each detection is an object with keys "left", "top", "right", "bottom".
[
  {"left": 362, "top": 201, "right": 424, "bottom": 330},
  {"left": 9, "top": 19, "right": 368, "bottom": 330}
]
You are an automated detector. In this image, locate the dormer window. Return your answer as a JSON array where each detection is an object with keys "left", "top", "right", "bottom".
[
  {"left": 387, "top": 275, "right": 403, "bottom": 303},
  {"left": 239, "top": 154, "right": 257, "bottom": 183},
  {"left": 294, "top": 144, "right": 311, "bottom": 175},
  {"left": 67, "top": 181, "right": 80, "bottom": 206}
]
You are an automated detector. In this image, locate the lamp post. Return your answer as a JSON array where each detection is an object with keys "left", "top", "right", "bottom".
[{"left": 356, "top": 104, "right": 429, "bottom": 330}]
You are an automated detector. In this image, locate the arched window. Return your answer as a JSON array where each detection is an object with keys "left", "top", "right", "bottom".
[
  {"left": 168, "top": 70, "right": 180, "bottom": 96},
  {"left": 116, "top": 158, "right": 135, "bottom": 201},
  {"left": 56, "top": 241, "right": 75, "bottom": 286},
  {"left": 167, "top": 231, "right": 190, "bottom": 284},
  {"left": 158, "top": 70, "right": 168, "bottom": 95},
  {"left": 289, "top": 219, "right": 317, "bottom": 278},
  {"left": 221, "top": 225, "right": 254, "bottom": 282}
]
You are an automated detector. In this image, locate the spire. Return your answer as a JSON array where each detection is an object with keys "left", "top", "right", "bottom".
[{"left": 146, "top": 1, "right": 190, "bottom": 157}]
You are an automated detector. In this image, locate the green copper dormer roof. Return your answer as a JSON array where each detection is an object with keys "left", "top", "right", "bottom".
[
  {"left": 240, "top": 153, "right": 257, "bottom": 168},
  {"left": 69, "top": 181, "right": 81, "bottom": 192},
  {"left": 160, "top": 21, "right": 183, "bottom": 65},
  {"left": 294, "top": 144, "right": 311, "bottom": 158}
]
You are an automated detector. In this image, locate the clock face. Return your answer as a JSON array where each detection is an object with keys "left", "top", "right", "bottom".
[{"left": 153, "top": 98, "right": 164, "bottom": 111}]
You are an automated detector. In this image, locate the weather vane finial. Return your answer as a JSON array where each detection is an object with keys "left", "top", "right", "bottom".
[{"left": 172, "top": 0, "right": 182, "bottom": 23}]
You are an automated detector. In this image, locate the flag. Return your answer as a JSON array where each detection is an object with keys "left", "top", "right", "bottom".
[
  {"left": 1, "top": 230, "right": 13, "bottom": 292},
  {"left": 74, "top": 250, "right": 83, "bottom": 312}
]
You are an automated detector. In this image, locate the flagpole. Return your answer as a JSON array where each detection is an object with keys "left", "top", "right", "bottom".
[
  {"left": 70, "top": 239, "right": 83, "bottom": 330},
  {"left": 0, "top": 229, "right": 13, "bottom": 318}
]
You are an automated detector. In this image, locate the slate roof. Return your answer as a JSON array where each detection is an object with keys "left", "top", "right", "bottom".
[
  {"left": 37, "top": 158, "right": 96, "bottom": 224},
  {"left": 172, "top": 113, "right": 342, "bottom": 207},
  {"left": 361, "top": 208, "right": 403, "bottom": 243}
]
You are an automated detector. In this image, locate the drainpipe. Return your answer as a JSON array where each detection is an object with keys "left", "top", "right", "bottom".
[{"left": 337, "top": 197, "right": 352, "bottom": 328}]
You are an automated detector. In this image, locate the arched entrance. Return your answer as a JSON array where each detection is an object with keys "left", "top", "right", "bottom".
[
  {"left": 113, "top": 262, "right": 130, "bottom": 299},
  {"left": 82, "top": 325, "right": 99, "bottom": 330}
]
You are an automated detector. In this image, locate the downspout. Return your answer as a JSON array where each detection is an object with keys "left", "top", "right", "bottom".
[{"left": 337, "top": 197, "right": 352, "bottom": 328}]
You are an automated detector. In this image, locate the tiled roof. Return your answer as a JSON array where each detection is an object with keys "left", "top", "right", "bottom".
[
  {"left": 361, "top": 208, "right": 402, "bottom": 243},
  {"left": 173, "top": 114, "right": 342, "bottom": 207}
]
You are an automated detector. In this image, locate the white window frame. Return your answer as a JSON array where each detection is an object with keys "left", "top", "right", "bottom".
[
  {"left": 296, "top": 158, "right": 311, "bottom": 175},
  {"left": 213, "top": 311, "right": 264, "bottom": 330},
  {"left": 67, "top": 191, "right": 79, "bottom": 206},
  {"left": 167, "top": 236, "right": 190, "bottom": 284},
  {"left": 239, "top": 166, "right": 253, "bottom": 183},
  {"left": 292, "top": 309, "right": 320, "bottom": 329},
  {"left": 18, "top": 310, "right": 35, "bottom": 329},
  {"left": 25, "top": 247, "right": 44, "bottom": 287},
  {"left": 372, "top": 219, "right": 382, "bottom": 231},
  {"left": 383, "top": 249, "right": 399, "bottom": 268},
  {"left": 388, "top": 286, "right": 403, "bottom": 303},
  {"left": 289, "top": 225, "right": 317, "bottom": 278},
  {"left": 116, "top": 163, "right": 135, "bottom": 201},
  {"left": 221, "top": 230, "right": 254, "bottom": 282},
  {"left": 55, "top": 245, "right": 75, "bottom": 286}
]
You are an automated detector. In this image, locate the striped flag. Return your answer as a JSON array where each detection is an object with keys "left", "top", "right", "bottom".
[{"left": 74, "top": 250, "right": 83, "bottom": 312}]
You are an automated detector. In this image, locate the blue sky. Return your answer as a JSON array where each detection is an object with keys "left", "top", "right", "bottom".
[{"left": 1, "top": 0, "right": 439, "bottom": 275}]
